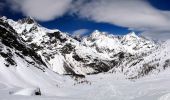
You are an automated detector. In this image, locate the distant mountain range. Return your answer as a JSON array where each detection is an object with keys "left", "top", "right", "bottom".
[{"left": 0, "top": 16, "right": 170, "bottom": 84}]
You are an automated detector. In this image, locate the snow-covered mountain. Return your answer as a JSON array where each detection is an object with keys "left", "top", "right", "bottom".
[
  {"left": 82, "top": 30, "right": 156, "bottom": 54},
  {"left": 1, "top": 16, "right": 170, "bottom": 79},
  {"left": 1, "top": 16, "right": 170, "bottom": 99},
  {"left": 0, "top": 16, "right": 73, "bottom": 96}
]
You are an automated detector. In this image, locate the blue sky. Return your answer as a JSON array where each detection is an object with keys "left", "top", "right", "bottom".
[{"left": 0, "top": 0, "right": 170, "bottom": 40}]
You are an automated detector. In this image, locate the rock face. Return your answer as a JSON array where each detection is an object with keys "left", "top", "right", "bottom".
[
  {"left": 0, "top": 17, "right": 46, "bottom": 69},
  {"left": 0, "top": 16, "right": 170, "bottom": 79}
]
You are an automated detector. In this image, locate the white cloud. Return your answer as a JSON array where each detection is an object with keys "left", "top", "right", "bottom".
[
  {"left": 141, "top": 30, "right": 170, "bottom": 41},
  {"left": 73, "top": 0, "right": 170, "bottom": 40},
  {"left": 72, "top": 29, "right": 90, "bottom": 37},
  {"left": 6, "top": 0, "right": 170, "bottom": 40},
  {"left": 8, "top": 0, "right": 72, "bottom": 21}
]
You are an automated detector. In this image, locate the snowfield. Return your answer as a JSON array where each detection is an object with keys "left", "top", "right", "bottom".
[{"left": 1, "top": 69, "right": 170, "bottom": 100}]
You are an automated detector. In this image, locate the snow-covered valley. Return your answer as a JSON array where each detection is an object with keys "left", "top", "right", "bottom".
[
  {"left": 0, "top": 16, "right": 170, "bottom": 100},
  {"left": 1, "top": 70, "right": 170, "bottom": 100}
]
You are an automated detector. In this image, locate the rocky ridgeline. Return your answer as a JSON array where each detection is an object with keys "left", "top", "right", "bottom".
[{"left": 0, "top": 16, "right": 170, "bottom": 79}]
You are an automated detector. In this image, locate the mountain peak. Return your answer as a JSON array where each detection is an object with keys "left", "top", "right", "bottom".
[
  {"left": 0, "top": 16, "right": 7, "bottom": 20},
  {"left": 127, "top": 32, "right": 137, "bottom": 36},
  {"left": 91, "top": 30, "right": 106, "bottom": 38},
  {"left": 18, "top": 16, "right": 36, "bottom": 24},
  {"left": 124, "top": 31, "right": 139, "bottom": 39}
]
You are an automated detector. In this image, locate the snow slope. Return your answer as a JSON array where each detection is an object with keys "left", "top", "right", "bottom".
[
  {"left": 0, "top": 16, "right": 170, "bottom": 100},
  {"left": 5, "top": 16, "right": 161, "bottom": 78},
  {"left": 1, "top": 68, "right": 170, "bottom": 100}
]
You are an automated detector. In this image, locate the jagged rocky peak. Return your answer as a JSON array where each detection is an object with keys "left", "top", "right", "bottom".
[
  {"left": 0, "top": 16, "right": 11, "bottom": 24},
  {"left": 0, "top": 16, "right": 7, "bottom": 20},
  {"left": 121, "top": 31, "right": 142, "bottom": 45},
  {"left": 1, "top": 16, "right": 169, "bottom": 79},
  {"left": 0, "top": 18, "right": 47, "bottom": 67},
  {"left": 18, "top": 16, "right": 36, "bottom": 24},
  {"left": 127, "top": 31, "right": 137, "bottom": 36},
  {"left": 90, "top": 31, "right": 139, "bottom": 40},
  {"left": 86, "top": 30, "right": 118, "bottom": 43},
  {"left": 90, "top": 30, "right": 107, "bottom": 38},
  {"left": 124, "top": 31, "right": 139, "bottom": 39}
]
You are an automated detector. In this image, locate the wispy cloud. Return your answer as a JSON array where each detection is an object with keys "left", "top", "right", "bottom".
[
  {"left": 141, "top": 30, "right": 170, "bottom": 41},
  {"left": 7, "top": 0, "right": 72, "bottom": 21},
  {"left": 72, "top": 29, "right": 90, "bottom": 37},
  {"left": 5, "top": 0, "right": 170, "bottom": 40},
  {"left": 72, "top": 0, "right": 170, "bottom": 40}
]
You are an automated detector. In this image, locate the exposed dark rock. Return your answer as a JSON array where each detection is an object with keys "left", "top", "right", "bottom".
[
  {"left": 18, "top": 17, "right": 35, "bottom": 24},
  {"left": 73, "top": 54, "right": 84, "bottom": 62},
  {"left": 48, "top": 31, "right": 67, "bottom": 43},
  {"left": 60, "top": 43, "right": 75, "bottom": 54},
  {"left": 0, "top": 19, "right": 47, "bottom": 67},
  {"left": 34, "top": 88, "right": 41, "bottom": 96},
  {"left": 163, "top": 59, "right": 170, "bottom": 69}
]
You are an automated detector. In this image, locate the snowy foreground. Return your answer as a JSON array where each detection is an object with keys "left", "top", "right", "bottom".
[{"left": 1, "top": 69, "right": 170, "bottom": 100}]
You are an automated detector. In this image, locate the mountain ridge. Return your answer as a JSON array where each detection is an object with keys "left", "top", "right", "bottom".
[{"left": 0, "top": 16, "right": 170, "bottom": 80}]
